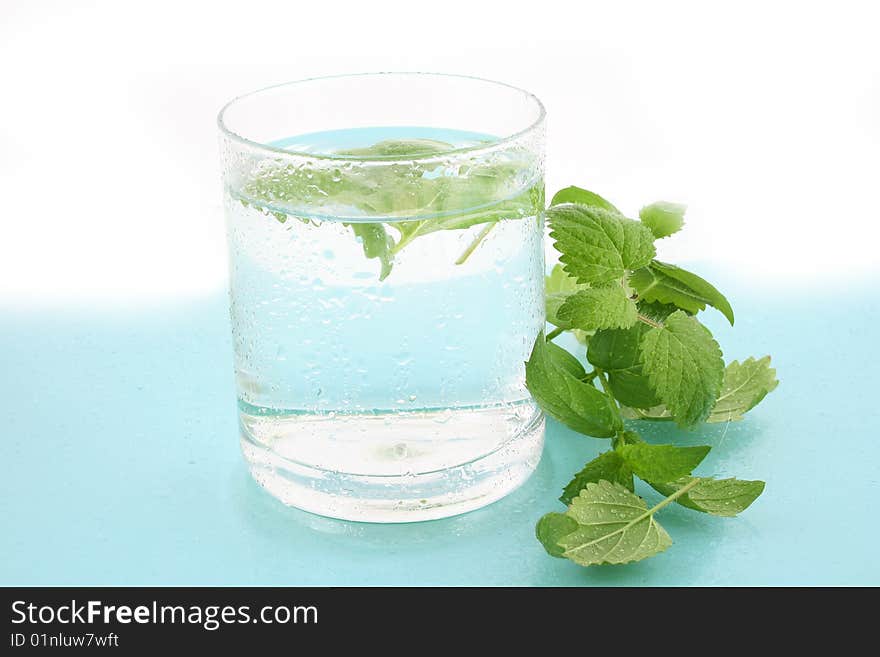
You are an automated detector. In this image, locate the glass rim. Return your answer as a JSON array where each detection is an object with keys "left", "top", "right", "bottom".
[{"left": 216, "top": 72, "right": 546, "bottom": 163}]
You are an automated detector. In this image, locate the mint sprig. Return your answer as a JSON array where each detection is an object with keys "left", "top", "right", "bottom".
[
  {"left": 237, "top": 139, "right": 542, "bottom": 279},
  {"left": 529, "top": 186, "right": 778, "bottom": 568}
]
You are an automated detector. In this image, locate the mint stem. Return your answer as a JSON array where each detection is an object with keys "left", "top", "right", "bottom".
[
  {"left": 637, "top": 313, "right": 664, "bottom": 329},
  {"left": 595, "top": 370, "right": 616, "bottom": 401},
  {"left": 595, "top": 370, "right": 623, "bottom": 420},
  {"left": 643, "top": 477, "right": 702, "bottom": 515},
  {"left": 390, "top": 224, "right": 425, "bottom": 256},
  {"left": 546, "top": 327, "right": 565, "bottom": 341},
  {"left": 455, "top": 222, "right": 498, "bottom": 265}
]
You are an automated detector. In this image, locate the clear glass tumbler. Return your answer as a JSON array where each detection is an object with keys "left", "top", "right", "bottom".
[{"left": 218, "top": 73, "right": 546, "bottom": 522}]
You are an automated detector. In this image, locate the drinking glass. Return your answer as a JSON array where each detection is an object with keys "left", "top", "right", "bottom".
[{"left": 218, "top": 73, "right": 546, "bottom": 521}]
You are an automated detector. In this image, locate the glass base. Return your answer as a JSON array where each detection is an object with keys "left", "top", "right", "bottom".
[{"left": 239, "top": 408, "right": 544, "bottom": 523}]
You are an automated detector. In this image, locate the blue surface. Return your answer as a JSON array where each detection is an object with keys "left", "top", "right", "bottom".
[{"left": 3, "top": 270, "right": 878, "bottom": 586}]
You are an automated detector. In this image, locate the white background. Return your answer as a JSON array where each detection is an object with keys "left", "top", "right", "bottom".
[{"left": 1, "top": 0, "right": 878, "bottom": 304}]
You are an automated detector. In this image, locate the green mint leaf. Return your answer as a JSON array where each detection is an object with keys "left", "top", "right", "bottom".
[
  {"left": 650, "top": 261, "right": 734, "bottom": 325},
  {"left": 620, "top": 404, "right": 673, "bottom": 421},
  {"left": 545, "top": 264, "right": 587, "bottom": 329},
  {"left": 587, "top": 324, "right": 648, "bottom": 371},
  {"left": 619, "top": 429, "right": 644, "bottom": 445},
  {"left": 571, "top": 329, "right": 591, "bottom": 345},
  {"left": 558, "top": 481, "right": 672, "bottom": 566},
  {"left": 546, "top": 263, "right": 583, "bottom": 296},
  {"left": 392, "top": 181, "right": 542, "bottom": 252},
  {"left": 560, "top": 450, "right": 634, "bottom": 504},
  {"left": 627, "top": 357, "right": 779, "bottom": 424},
  {"left": 606, "top": 369, "right": 662, "bottom": 408},
  {"left": 650, "top": 477, "right": 765, "bottom": 516},
  {"left": 630, "top": 261, "right": 735, "bottom": 325},
  {"left": 707, "top": 356, "right": 779, "bottom": 423},
  {"left": 547, "top": 204, "right": 656, "bottom": 285},
  {"left": 525, "top": 334, "right": 622, "bottom": 438},
  {"left": 586, "top": 325, "right": 660, "bottom": 408},
  {"left": 550, "top": 186, "right": 621, "bottom": 214},
  {"left": 239, "top": 142, "right": 543, "bottom": 277},
  {"left": 545, "top": 301, "right": 572, "bottom": 329},
  {"left": 545, "top": 338, "right": 589, "bottom": 379},
  {"left": 350, "top": 223, "right": 394, "bottom": 280},
  {"left": 637, "top": 300, "right": 679, "bottom": 323},
  {"left": 640, "top": 311, "right": 725, "bottom": 427},
  {"left": 535, "top": 513, "right": 579, "bottom": 558},
  {"left": 639, "top": 201, "right": 686, "bottom": 239},
  {"left": 617, "top": 443, "right": 711, "bottom": 483},
  {"left": 557, "top": 286, "right": 638, "bottom": 331}
]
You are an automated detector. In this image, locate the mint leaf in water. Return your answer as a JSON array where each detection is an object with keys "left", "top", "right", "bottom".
[
  {"left": 650, "top": 477, "right": 765, "bottom": 516},
  {"left": 350, "top": 222, "right": 394, "bottom": 280},
  {"left": 630, "top": 261, "right": 735, "bottom": 325},
  {"left": 239, "top": 139, "right": 543, "bottom": 279},
  {"left": 556, "top": 286, "right": 638, "bottom": 331},
  {"left": 639, "top": 201, "right": 686, "bottom": 239},
  {"left": 525, "top": 335, "right": 622, "bottom": 438},
  {"left": 617, "top": 443, "right": 711, "bottom": 483},
  {"left": 707, "top": 356, "right": 779, "bottom": 423},
  {"left": 640, "top": 311, "right": 725, "bottom": 427},
  {"left": 550, "top": 186, "right": 621, "bottom": 214},
  {"left": 557, "top": 481, "right": 674, "bottom": 566},
  {"left": 547, "top": 204, "right": 656, "bottom": 285},
  {"left": 389, "top": 175, "right": 542, "bottom": 253},
  {"left": 333, "top": 138, "right": 455, "bottom": 158},
  {"left": 560, "top": 450, "right": 634, "bottom": 504}
]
